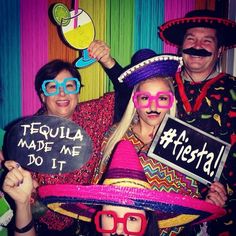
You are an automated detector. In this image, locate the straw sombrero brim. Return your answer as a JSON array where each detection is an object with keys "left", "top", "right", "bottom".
[
  {"left": 117, "top": 55, "right": 182, "bottom": 87},
  {"left": 38, "top": 184, "right": 226, "bottom": 229},
  {"left": 159, "top": 16, "right": 236, "bottom": 48}
]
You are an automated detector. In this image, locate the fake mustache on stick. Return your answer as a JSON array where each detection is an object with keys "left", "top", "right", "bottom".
[{"left": 182, "top": 47, "right": 212, "bottom": 57}]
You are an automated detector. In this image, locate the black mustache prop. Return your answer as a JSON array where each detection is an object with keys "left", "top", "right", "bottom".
[
  {"left": 182, "top": 47, "right": 212, "bottom": 57},
  {"left": 146, "top": 111, "right": 161, "bottom": 115}
]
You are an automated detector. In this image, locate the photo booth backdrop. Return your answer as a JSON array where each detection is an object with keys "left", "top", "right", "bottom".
[{"left": 0, "top": 0, "right": 225, "bottom": 128}]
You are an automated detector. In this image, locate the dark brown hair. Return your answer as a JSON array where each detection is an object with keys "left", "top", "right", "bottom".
[{"left": 35, "top": 59, "right": 82, "bottom": 101}]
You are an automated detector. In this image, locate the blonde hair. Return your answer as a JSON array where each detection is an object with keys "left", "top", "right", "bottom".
[{"left": 103, "top": 77, "right": 177, "bottom": 159}]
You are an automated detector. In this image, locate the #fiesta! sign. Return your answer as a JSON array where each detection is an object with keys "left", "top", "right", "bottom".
[
  {"left": 148, "top": 114, "right": 231, "bottom": 185},
  {"left": 4, "top": 115, "right": 92, "bottom": 174}
]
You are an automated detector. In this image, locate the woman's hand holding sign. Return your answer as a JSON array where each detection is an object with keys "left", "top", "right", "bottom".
[
  {"left": 205, "top": 181, "right": 227, "bottom": 207},
  {"left": 3, "top": 161, "right": 36, "bottom": 205},
  {"left": 3, "top": 161, "right": 37, "bottom": 236}
]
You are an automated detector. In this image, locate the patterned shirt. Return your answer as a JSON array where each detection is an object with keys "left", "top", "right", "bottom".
[{"left": 174, "top": 72, "right": 236, "bottom": 235}]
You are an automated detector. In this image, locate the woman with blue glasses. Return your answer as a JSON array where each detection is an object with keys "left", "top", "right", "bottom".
[
  {"left": 35, "top": 59, "right": 82, "bottom": 119},
  {"left": 4, "top": 59, "right": 114, "bottom": 235}
]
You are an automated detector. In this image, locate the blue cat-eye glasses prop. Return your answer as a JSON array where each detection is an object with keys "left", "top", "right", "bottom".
[{"left": 42, "top": 78, "right": 80, "bottom": 96}]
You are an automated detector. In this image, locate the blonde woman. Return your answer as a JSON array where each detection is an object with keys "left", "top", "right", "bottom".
[
  {"left": 93, "top": 49, "right": 180, "bottom": 187},
  {"left": 92, "top": 49, "right": 227, "bottom": 236}
]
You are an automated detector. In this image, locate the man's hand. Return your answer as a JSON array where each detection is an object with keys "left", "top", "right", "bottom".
[{"left": 88, "top": 40, "right": 115, "bottom": 69}]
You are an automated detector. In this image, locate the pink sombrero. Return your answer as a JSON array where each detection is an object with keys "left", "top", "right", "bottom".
[
  {"left": 159, "top": 9, "right": 236, "bottom": 49},
  {"left": 38, "top": 140, "right": 226, "bottom": 228}
]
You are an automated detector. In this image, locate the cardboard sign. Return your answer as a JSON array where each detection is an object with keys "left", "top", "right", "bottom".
[
  {"left": 4, "top": 115, "right": 92, "bottom": 174},
  {"left": 148, "top": 114, "right": 231, "bottom": 185}
]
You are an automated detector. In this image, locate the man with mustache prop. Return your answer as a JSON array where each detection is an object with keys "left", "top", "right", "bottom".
[{"left": 88, "top": 9, "right": 236, "bottom": 236}]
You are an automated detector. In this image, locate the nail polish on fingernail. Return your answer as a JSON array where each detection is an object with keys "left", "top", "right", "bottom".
[{"left": 16, "top": 163, "right": 20, "bottom": 168}]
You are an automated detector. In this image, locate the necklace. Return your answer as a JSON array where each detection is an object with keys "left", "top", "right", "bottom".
[
  {"left": 183, "top": 67, "right": 216, "bottom": 83},
  {"left": 175, "top": 72, "right": 225, "bottom": 114}
]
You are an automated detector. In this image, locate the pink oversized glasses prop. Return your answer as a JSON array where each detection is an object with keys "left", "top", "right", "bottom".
[{"left": 133, "top": 91, "right": 174, "bottom": 109}]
